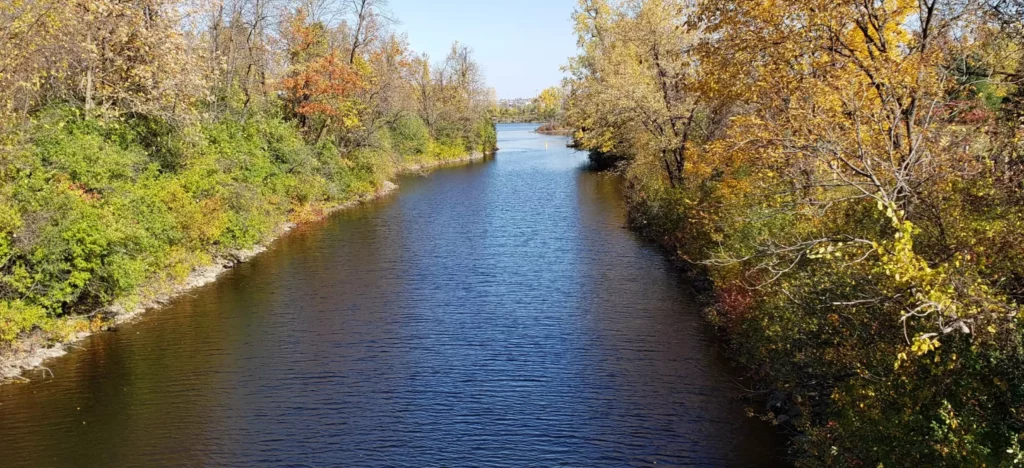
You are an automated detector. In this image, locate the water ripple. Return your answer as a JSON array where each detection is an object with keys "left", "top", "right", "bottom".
[{"left": 0, "top": 123, "right": 785, "bottom": 467}]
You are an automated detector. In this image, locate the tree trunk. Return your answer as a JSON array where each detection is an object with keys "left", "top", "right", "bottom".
[{"left": 85, "top": 30, "right": 94, "bottom": 116}]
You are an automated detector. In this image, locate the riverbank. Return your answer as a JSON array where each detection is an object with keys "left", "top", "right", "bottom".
[
  {"left": 621, "top": 197, "right": 803, "bottom": 429},
  {"left": 0, "top": 151, "right": 488, "bottom": 384},
  {"left": 534, "top": 122, "right": 573, "bottom": 136},
  {"left": 498, "top": 121, "right": 573, "bottom": 136}
]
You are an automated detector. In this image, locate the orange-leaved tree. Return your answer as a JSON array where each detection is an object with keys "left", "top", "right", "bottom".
[{"left": 281, "top": 8, "right": 365, "bottom": 145}]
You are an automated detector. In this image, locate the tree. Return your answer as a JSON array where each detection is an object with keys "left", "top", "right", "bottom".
[
  {"left": 345, "top": 0, "right": 392, "bottom": 65},
  {"left": 412, "top": 42, "right": 488, "bottom": 143},
  {"left": 533, "top": 86, "right": 564, "bottom": 120},
  {"left": 565, "top": 0, "right": 725, "bottom": 187},
  {"left": 281, "top": 7, "right": 364, "bottom": 143},
  {"left": 354, "top": 32, "right": 414, "bottom": 147},
  {"left": 0, "top": 0, "right": 206, "bottom": 125}
]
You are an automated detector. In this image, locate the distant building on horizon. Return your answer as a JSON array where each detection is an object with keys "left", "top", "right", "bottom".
[{"left": 497, "top": 98, "right": 534, "bottom": 111}]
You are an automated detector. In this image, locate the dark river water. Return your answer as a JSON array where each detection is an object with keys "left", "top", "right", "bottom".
[{"left": 0, "top": 124, "right": 786, "bottom": 467}]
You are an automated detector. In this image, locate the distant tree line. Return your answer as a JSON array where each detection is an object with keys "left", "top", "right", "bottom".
[{"left": 493, "top": 87, "right": 565, "bottom": 123}]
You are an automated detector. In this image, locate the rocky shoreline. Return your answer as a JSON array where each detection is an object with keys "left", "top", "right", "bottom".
[{"left": 0, "top": 152, "right": 487, "bottom": 384}]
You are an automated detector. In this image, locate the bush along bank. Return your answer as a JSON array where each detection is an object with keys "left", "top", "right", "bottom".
[
  {"left": 564, "top": 0, "right": 1024, "bottom": 465},
  {"left": 0, "top": 107, "right": 496, "bottom": 381}
]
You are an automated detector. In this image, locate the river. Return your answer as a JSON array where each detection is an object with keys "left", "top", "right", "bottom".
[{"left": 0, "top": 124, "right": 786, "bottom": 467}]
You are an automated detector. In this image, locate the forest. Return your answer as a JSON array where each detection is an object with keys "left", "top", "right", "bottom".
[
  {"left": 564, "top": 0, "right": 1024, "bottom": 465},
  {"left": 0, "top": 0, "right": 495, "bottom": 348}
]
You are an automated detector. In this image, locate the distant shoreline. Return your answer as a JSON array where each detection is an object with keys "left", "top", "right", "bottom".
[
  {"left": 493, "top": 120, "right": 573, "bottom": 136},
  {"left": 534, "top": 122, "right": 573, "bottom": 136}
]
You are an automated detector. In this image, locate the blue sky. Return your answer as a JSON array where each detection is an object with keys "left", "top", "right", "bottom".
[{"left": 388, "top": 0, "right": 579, "bottom": 99}]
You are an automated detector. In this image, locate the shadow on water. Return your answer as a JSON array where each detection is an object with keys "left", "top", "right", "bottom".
[{"left": 0, "top": 123, "right": 789, "bottom": 467}]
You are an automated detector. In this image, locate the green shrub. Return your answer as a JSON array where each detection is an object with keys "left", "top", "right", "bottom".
[
  {"left": 33, "top": 123, "right": 147, "bottom": 193},
  {"left": 0, "top": 300, "right": 47, "bottom": 342},
  {"left": 389, "top": 115, "right": 431, "bottom": 157},
  {"left": 471, "top": 118, "right": 497, "bottom": 153}
]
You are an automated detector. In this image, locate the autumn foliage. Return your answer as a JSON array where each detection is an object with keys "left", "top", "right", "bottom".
[
  {"left": 566, "top": 0, "right": 1024, "bottom": 464},
  {"left": 0, "top": 1, "right": 494, "bottom": 357},
  {"left": 280, "top": 9, "right": 364, "bottom": 140}
]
